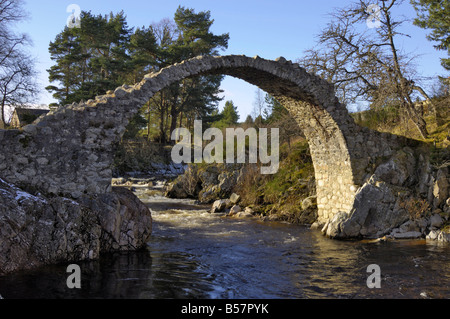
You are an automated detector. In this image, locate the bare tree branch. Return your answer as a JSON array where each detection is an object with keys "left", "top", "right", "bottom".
[
  {"left": 298, "top": 0, "right": 433, "bottom": 138},
  {"left": 0, "top": 0, "right": 37, "bottom": 125}
]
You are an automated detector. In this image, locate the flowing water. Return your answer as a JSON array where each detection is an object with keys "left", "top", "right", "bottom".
[{"left": 1, "top": 190, "right": 449, "bottom": 299}]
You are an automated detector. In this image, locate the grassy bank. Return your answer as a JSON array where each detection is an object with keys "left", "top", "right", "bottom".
[{"left": 233, "top": 138, "right": 317, "bottom": 225}]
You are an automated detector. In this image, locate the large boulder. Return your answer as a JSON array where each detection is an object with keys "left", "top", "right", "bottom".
[
  {"left": 324, "top": 177, "right": 410, "bottom": 239},
  {"left": 433, "top": 167, "right": 449, "bottom": 208},
  {"left": 80, "top": 187, "right": 153, "bottom": 251},
  {"left": 373, "top": 147, "right": 416, "bottom": 186},
  {"left": 166, "top": 163, "right": 244, "bottom": 204},
  {"left": 165, "top": 165, "right": 201, "bottom": 199},
  {"left": 301, "top": 196, "right": 317, "bottom": 211},
  {"left": 0, "top": 178, "right": 101, "bottom": 274},
  {"left": 198, "top": 166, "right": 242, "bottom": 203},
  {"left": 0, "top": 178, "right": 152, "bottom": 275}
]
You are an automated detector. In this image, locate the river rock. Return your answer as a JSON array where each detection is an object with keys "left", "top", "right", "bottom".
[
  {"left": 392, "top": 231, "right": 423, "bottom": 239},
  {"left": 235, "top": 209, "right": 254, "bottom": 219},
  {"left": 198, "top": 165, "right": 220, "bottom": 186},
  {"left": 430, "top": 214, "right": 444, "bottom": 228},
  {"left": 217, "top": 170, "right": 241, "bottom": 197},
  {"left": 373, "top": 147, "right": 416, "bottom": 186},
  {"left": 325, "top": 212, "right": 348, "bottom": 238},
  {"left": 400, "top": 220, "right": 420, "bottom": 233},
  {"left": 426, "top": 230, "right": 440, "bottom": 241},
  {"left": 426, "top": 230, "right": 450, "bottom": 242},
  {"left": 301, "top": 196, "right": 317, "bottom": 211},
  {"left": 112, "top": 177, "right": 127, "bottom": 185},
  {"left": 244, "top": 207, "right": 254, "bottom": 215},
  {"left": 230, "top": 193, "right": 241, "bottom": 205},
  {"left": 165, "top": 165, "right": 201, "bottom": 199},
  {"left": 165, "top": 181, "right": 187, "bottom": 198},
  {"left": 433, "top": 167, "right": 449, "bottom": 207},
  {"left": 229, "top": 205, "right": 241, "bottom": 215},
  {"left": 82, "top": 187, "right": 153, "bottom": 251},
  {"left": 326, "top": 178, "right": 410, "bottom": 239},
  {"left": 0, "top": 178, "right": 101, "bottom": 274},
  {"left": 211, "top": 199, "right": 229, "bottom": 214}
]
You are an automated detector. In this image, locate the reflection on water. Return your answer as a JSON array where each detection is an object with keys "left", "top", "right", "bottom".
[{"left": 0, "top": 195, "right": 449, "bottom": 299}]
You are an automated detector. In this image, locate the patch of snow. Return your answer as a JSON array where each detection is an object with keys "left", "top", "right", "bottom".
[{"left": 14, "top": 190, "right": 47, "bottom": 204}]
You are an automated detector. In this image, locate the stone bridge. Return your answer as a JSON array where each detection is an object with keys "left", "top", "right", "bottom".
[{"left": 0, "top": 55, "right": 432, "bottom": 239}]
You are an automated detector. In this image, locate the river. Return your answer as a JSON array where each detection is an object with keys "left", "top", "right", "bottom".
[{"left": 0, "top": 188, "right": 449, "bottom": 299}]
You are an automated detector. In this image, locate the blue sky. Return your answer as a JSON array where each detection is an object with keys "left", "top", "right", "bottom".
[{"left": 17, "top": 0, "right": 447, "bottom": 118}]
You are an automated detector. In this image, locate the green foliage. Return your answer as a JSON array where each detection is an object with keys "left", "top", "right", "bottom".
[
  {"left": 212, "top": 100, "right": 239, "bottom": 130},
  {"left": 411, "top": 0, "right": 450, "bottom": 71},
  {"left": 47, "top": 11, "right": 133, "bottom": 105},
  {"left": 132, "top": 6, "right": 229, "bottom": 142},
  {"left": 264, "top": 94, "right": 287, "bottom": 123},
  {"left": 234, "top": 139, "right": 315, "bottom": 222},
  {"left": 47, "top": 6, "right": 230, "bottom": 144},
  {"left": 113, "top": 140, "right": 172, "bottom": 174},
  {"left": 123, "top": 113, "right": 148, "bottom": 140},
  {"left": 263, "top": 141, "right": 313, "bottom": 202},
  {"left": 173, "top": 6, "right": 229, "bottom": 58}
]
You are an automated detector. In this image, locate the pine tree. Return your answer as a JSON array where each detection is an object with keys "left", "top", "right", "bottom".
[
  {"left": 412, "top": 0, "right": 450, "bottom": 93},
  {"left": 213, "top": 100, "right": 240, "bottom": 130},
  {"left": 46, "top": 26, "right": 87, "bottom": 105},
  {"left": 47, "top": 7, "right": 230, "bottom": 144},
  {"left": 47, "top": 11, "right": 133, "bottom": 106},
  {"left": 143, "top": 7, "right": 229, "bottom": 143},
  {"left": 412, "top": 0, "right": 450, "bottom": 71}
]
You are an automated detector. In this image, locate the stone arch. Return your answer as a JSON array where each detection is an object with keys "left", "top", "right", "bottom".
[{"left": 0, "top": 55, "right": 405, "bottom": 225}]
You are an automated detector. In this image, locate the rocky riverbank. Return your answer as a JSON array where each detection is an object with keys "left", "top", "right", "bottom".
[
  {"left": 319, "top": 147, "right": 449, "bottom": 242},
  {"left": 165, "top": 140, "right": 319, "bottom": 226},
  {"left": 164, "top": 159, "right": 318, "bottom": 225},
  {"left": 165, "top": 147, "right": 450, "bottom": 243},
  {"left": 0, "top": 177, "right": 152, "bottom": 275}
]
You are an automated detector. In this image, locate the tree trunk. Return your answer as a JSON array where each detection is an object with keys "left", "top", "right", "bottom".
[
  {"left": 1, "top": 99, "right": 6, "bottom": 125},
  {"left": 382, "top": 2, "right": 428, "bottom": 139},
  {"left": 147, "top": 102, "right": 151, "bottom": 142},
  {"left": 159, "top": 93, "right": 167, "bottom": 144},
  {"left": 404, "top": 101, "right": 429, "bottom": 140},
  {"left": 179, "top": 111, "right": 183, "bottom": 128},
  {"left": 413, "top": 85, "right": 440, "bottom": 125}
]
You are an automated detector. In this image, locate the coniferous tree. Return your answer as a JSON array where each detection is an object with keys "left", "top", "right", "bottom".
[
  {"left": 47, "top": 11, "right": 133, "bottom": 106},
  {"left": 412, "top": 0, "right": 450, "bottom": 71},
  {"left": 144, "top": 6, "right": 229, "bottom": 143},
  {"left": 213, "top": 100, "right": 239, "bottom": 130},
  {"left": 47, "top": 7, "right": 229, "bottom": 144},
  {"left": 412, "top": 0, "right": 450, "bottom": 92}
]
